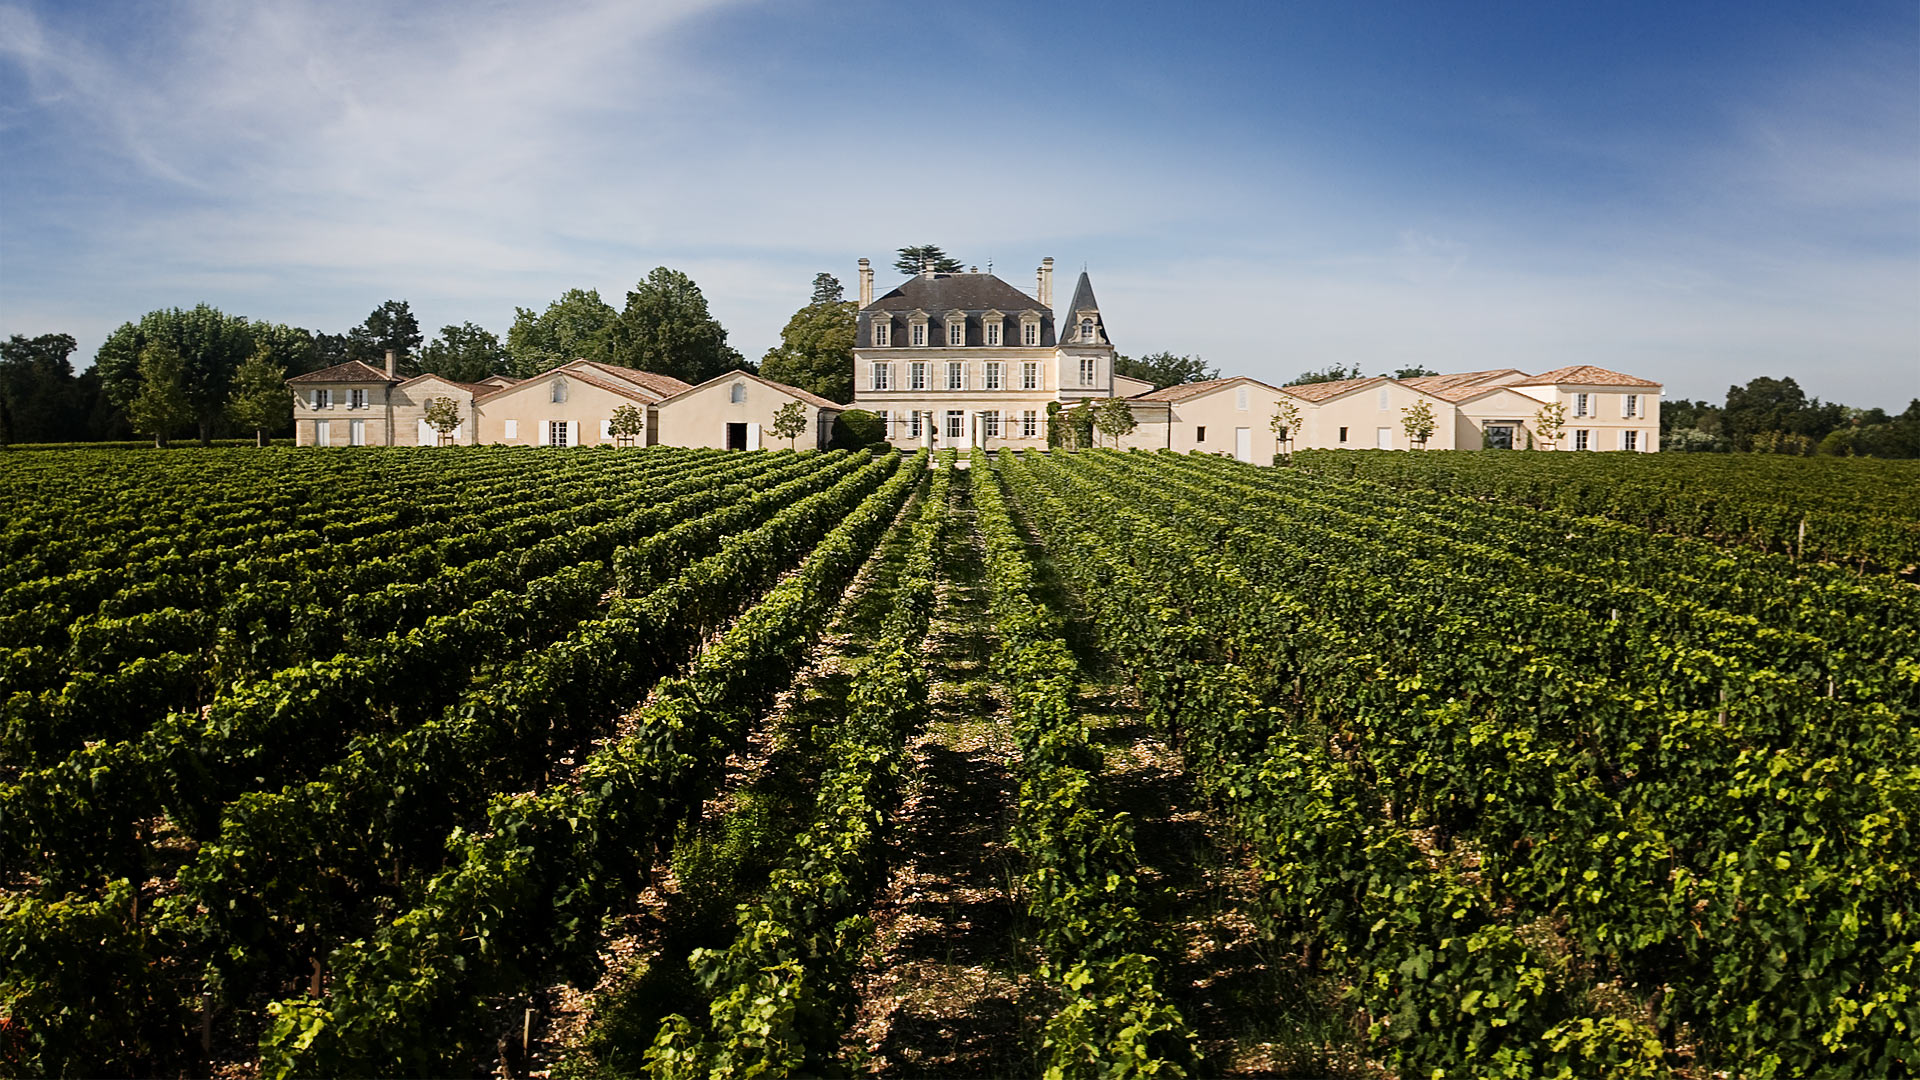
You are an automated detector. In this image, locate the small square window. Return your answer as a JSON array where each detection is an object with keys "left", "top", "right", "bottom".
[
  {"left": 1196, "top": 426, "right": 1206, "bottom": 443},
  {"left": 1338, "top": 426, "right": 1349, "bottom": 443}
]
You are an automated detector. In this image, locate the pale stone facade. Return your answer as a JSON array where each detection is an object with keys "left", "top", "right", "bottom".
[{"left": 653, "top": 372, "right": 843, "bottom": 451}]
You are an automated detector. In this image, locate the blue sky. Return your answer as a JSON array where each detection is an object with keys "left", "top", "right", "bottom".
[{"left": 2, "top": 0, "right": 1915, "bottom": 406}]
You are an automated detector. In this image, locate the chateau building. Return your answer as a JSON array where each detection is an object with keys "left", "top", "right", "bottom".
[{"left": 853, "top": 257, "right": 1151, "bottom": 449}]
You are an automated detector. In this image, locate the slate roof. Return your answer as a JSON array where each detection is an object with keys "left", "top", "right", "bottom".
[
  {"left": 1058, "top": 271, "right": 1110, "bottom": 347},
  {"left": 285, "top": 360, "right": 396, "bottom": 385},
  {"left": 1132, "top": 376, "right": 1286, "bottom": 403},
  {"left": 861, "top": 272, "right": 1055, "bottom": 348},
  {"left": 1517, "top": 365, "right": 1661, "bottom": 388}
]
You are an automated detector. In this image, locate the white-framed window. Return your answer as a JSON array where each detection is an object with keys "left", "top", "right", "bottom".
[
  {"left": 1575, "top": 393, "right": 1590, "bottom": 417},
  {"left": 1378, "top": 388, "right": 1391, "bottom": 410},
  {"left": 985, "top": 362, "right": 1003, "bottom": 390},
  {"left": 947, "top": 361, "right": 964, "bottom": 390},
  {"left": 1236, "top": 387, "right": 1249, "bottom": 411},
  {"left": 911, "top": 322, "right": 926, "bottom": 347},
  {"left": 948, "top": 320, "right": 965, "bottom": 346},
  {"left": 907, "top": 411, "right": 922, "bottom": 438},
  {"left": 870, "top": 362, "right": 890, "bottom": 391},
  {"left": 1021, "top": 362, "right": 1039, "bottom": 390},
  {"left": 1022, "top": 321, "right": 1038, "bottom": 346},
  {"left": 504, "top": 419, "right": 518, "bottom": 439},
  {"left": 910, "top": 362, "right": 928, "bottom": 390},
  {"left": 1079, "top": 318, "right": 1094, "bottom": 341},
  {"left": 1624, "top": 394, "right": 1638, "bottom": 418},
  {"left": 1080, "top": 357, "right": 1097, "bottom": 384},
  {"left": 872, "top": 317, "right": 891, "bottom": 347},
  {"left": 982, "top": 410, "right": 1000, "bottom": 438},
  {"left": 312, "top": 388, "right": 331, "bottom": 409},
  {"left": 946, "top": 410, "right": 965, "bottom": 438},
  {"left": 548, "top": 420, "right": 571, "bottom": 447},
  {"left": 1575, "top": 428, "right": 1591, "bottom": 450},
  {"left": 313, "top": 419, "right": 330, "bottom": 445},
  {"left": 1021, "top": 409, "right": 1038, "bottom": 438},
  {"left": 349, "top": 419, "right": 366, "bottom": 446},
  {"left": 730, "top": 382, "right": 746, "bottom": 404},
  {"left": 1196, "top": 426, "right": 1207, "bottom": 442},
  {"left": 985, "top": 320, "right": 1001, "bottom": 346},
  {"left": 1623, "top": 429, "right": 1638, "bottom": 451},
  {"left": 350, "top": 388, "right": 368, "bottom": 410}
]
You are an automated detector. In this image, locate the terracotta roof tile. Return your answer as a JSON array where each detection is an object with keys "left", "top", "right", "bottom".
[
  {"left": 1517, "top": 365, "right": 1661, "bottom": 388},
  {"left": 1278, "top": 376, "right": 1389, "bottom": 402},
  {"left": 286, "top": 360, "right": 395, "bottom": 384},
  {"left": 1132, "top": 376, "right": 1285, "bottom": 403}
]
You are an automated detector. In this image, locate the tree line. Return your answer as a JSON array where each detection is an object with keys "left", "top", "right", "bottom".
[{"left": 1662, "top": 377, "right": 1920, "bottom": 457}]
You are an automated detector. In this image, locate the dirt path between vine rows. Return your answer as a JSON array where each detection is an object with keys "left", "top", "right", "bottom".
[{"left": 845, "top": 466, "right": 1051, "bottom": 1077}]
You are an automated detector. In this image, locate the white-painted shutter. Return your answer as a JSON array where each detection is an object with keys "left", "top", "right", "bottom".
[
  {"left": 600, "top": 419, "right": 612, "bottom": 440},
  {"left": 568, "top": 420, "right": 580, "bottom": 447},
  {"left": 746, "top": 422, "right": 761, "bottom": 450},
  {"left": 418, "top": 419, "right": 432, "bottom": 446},
  {"left": 504, "top": 419, "right": 517, "bottom": 439}
]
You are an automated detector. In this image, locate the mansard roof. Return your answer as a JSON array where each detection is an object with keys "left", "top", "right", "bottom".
[{"left": 860, "top": 271, "right": 1057, "bottom": 348}]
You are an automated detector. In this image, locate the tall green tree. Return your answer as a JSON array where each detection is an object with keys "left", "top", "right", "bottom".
[
  {"left": 507, "top": 288, "right": 619, "bottom": 375},
  {"left": 346, "top": 300, "right": 423, "bottom": 372},
  {"left": 759, "top": 282, "right": 856, "bottom": 404},
  {"left": 0, "top": 333, "right": 84, "bottom": 445},
  {"left": 894, "top": 245, "right": 963, "bottom": 276},
  {"left": 128, "top": 342, "right": 192, "bottom": 448},
  {"left": 810, "top": 273, "right": 843, "bottom": 306},
  {"left": 607, "top": 268, "right": 745, "bottom": 386},
  {"left": 226, "top": 349, "right": 292, "bottom": 446},
  {"left": 95, "top": 304, "right": 254, "bottom": 444},
  {"left": 419, "top": 323, "right": 508, "bottom": 383},
  {"left": 1114, "top": 352, "right": 1217, "bottom": 389},
  {"left": 1286, "top": 362, "right": 1367, "bottom": 386}
]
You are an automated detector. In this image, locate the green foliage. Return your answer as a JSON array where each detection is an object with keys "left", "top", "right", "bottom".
[
  {"left": 893, "top": 245, "right": 963, "bottom": 276},
  {"left": 768, "top": 400, "right": 810, "bottom": 449},
  {"left": 608, "top": 268, "right": 747, "bottom": 385},
  {"left": 421, "top": 397, "right": 462, "bottom": 444},
  {"left": 759, "top": 298, "right": 855, "bottom": 404},
  {"left": 808, "top": 273, "right": 843, "bottom": 306},
  {"left": 1286, "top": 362, "right": 1366, "bottom": 386},
  {"left": 0, "top": 333, "right": 95, "bottom": 445},
  {"left": 1092, "top": 397, "right": 1138, "bottom": 448},
  {"left": 96, "top": 304, "right": 255, "bottom": 444},
  {"left": 608, "top": 403, "right": 645, "bottom": 445},
  {"left": 225, "top": 347, "right": 292, "bottom": 444},
  {"left": 1113, "top": 352, "right": 1216, "bottom": 389},
  {"left": 507, "top": 287, "right": 619, "bottom": 375},
  {"left": 1269, "top": 399, "right": 1301, "bottom": 443},
  {"left": 829, "top": 408, "right": 885, "bottom": 449},
  {"left": 1400, "top": 399, "right": 1437, "bottom": 446},
  {"left": 1533, "top": 400, "right": 1568, "bottom": 448},
  {"left": 418, "top": 321, "right": 508, "bottom": 383},
  {"left": 127, "top": 342, "right": 192, "bottom": 447},
  {"left": 1393, "top": 365, "right": 1439, "bottom": 379},
  {"left": 346, "top": 300, "right": 423, "bottom": 372}
]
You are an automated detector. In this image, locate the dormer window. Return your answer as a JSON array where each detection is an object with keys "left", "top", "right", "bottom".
[
  {"left": 872, "top": 315, "right": 891, "bottom": 348},
  {"left": 948, "top": 322, "right": 964, "bottom": 346},
  {"left": 982, "top": 310, "right": 1004, "bottom": 346},
  {"left": 1020, "top": 311, "right": 1041, "bottom": 347},
  {"left": 907, "top": 310, "right": 930, "bottom": 347},
  {"left": 1079, "top": 317, "right": 1095, "bottom": 342}
]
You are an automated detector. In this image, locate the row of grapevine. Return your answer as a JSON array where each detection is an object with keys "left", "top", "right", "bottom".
[
  {"left": 648, "top": 455, "right": 952, "bottom": 1075},
  {"left": 0, "top": 453, "right": 875, "bottom": 889},
  {"left": 2, "top": 451, "right": 828, "bottom": 770},
  {"left": 1295, "top": 448, "right": 1920, "bottom": 572},
  {"left": 1001, "top": 449, "right": 1916, "bottom": 1076},
  {"left": 250, "top": 451, "right": 927, "bottom": 1075},
  {"left": 973, "top": 449, "right": 1198, "bottom": 1077}
]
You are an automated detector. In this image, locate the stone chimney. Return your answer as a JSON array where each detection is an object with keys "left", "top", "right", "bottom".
[
  {"left": 1037, "top": 257, "right": 1054, "bottom": 308},
  {"left": 858, "top": 258, "right": 873, "bottom": 306},
  {"left": 384, "top": 348, "right": 396, "bottom": 378}
]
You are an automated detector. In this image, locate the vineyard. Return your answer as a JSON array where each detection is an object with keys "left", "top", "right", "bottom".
[{"left": 1, "top": 446, "right": 1914, "bottom": 1077}]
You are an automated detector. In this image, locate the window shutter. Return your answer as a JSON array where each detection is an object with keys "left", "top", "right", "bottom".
[
  {"left": 600, "top": 419, "right": 613, "bottom": 440},
  {"left": 568, "top": 420, "right": 580, "bottom": 446}
]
